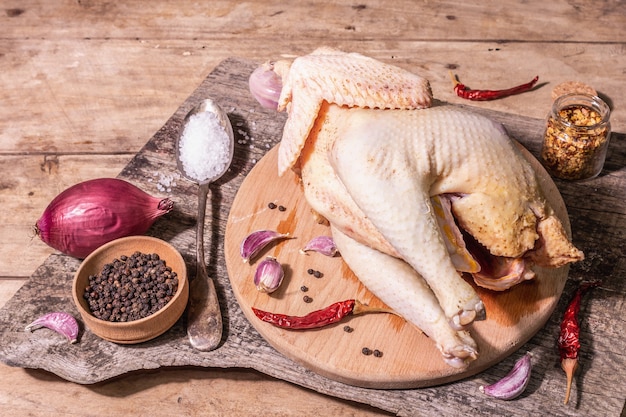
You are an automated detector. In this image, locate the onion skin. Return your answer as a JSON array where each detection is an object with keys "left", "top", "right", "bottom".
[{"left": 35, "top": 178, "right": 174, "bottom": 258}]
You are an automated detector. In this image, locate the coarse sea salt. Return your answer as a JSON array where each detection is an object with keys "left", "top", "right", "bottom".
[
  {"left": 151, "top": 171, "right": 180, "bottom": 193},
  {"left": 179, "top": 111, "right": 231, "bottom": 182}
]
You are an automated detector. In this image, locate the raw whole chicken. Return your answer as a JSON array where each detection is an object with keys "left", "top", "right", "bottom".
[{"left": 252, "top": 47, "right": 584, "bottom": 368}]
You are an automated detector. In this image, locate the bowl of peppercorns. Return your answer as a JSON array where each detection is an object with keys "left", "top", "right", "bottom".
[{"left": 72, "top": 236, "right": 189, "bottom": 344}]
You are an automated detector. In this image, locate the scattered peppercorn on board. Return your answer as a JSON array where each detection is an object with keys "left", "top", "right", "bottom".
[
  {"left": 224, "top": 144, "right": 570, "bottom": 389},
  {"left": 1, "top": 58, "right": 624, "bottom": 416}
]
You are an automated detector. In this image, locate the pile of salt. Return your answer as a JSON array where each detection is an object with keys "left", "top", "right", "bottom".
[{"left": 178, "top": 111, "right": 232, "bottom": 183}]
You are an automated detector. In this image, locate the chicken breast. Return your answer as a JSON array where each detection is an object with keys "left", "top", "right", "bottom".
[{"left": 266, "top": 47, "right": 584, "bottom": 367}]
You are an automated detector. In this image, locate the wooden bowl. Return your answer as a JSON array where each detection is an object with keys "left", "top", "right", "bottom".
[{"left": 72, "top": 236, "right": 189, "bottom": 344}]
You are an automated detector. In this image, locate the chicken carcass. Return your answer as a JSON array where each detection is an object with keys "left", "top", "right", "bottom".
[{"left": 260, "top": 47, "right": 584, "bottom": 368}]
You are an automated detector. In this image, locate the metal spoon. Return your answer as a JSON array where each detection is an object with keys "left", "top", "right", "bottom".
[{"left": 175, "top": 98, "right": 234, "bottom": 351}]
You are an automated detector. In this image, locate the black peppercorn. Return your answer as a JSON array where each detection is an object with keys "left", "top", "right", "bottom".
[{"left": 83, "top": 251, "right": 178, "bottom": 322}]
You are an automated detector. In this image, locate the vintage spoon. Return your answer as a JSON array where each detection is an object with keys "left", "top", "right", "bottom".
[{"left": 175, "top": 98, "right": 234, "bottom": 351}]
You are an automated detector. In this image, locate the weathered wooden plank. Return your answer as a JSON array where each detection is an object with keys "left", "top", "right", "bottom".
[
  {"left": 3, "top": 1, "right": 623, "bottom": 43},
  {"left": 0, "top": 57, "right": 623, "bottom": 417},
  {"left": 1, "top": 40, "right": 624, "bottom": 155},
  {"left": 0, "top": 364, "right": 390, "bottom": 416}
]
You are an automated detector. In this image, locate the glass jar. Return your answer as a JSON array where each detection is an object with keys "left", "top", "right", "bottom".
[{"left": 540, "top": 93, "right": 611, "bottom": 181}]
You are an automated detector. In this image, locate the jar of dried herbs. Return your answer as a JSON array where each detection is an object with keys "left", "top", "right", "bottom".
[{"left": 541, "top": 94, "right": 611, "bottom": 180}]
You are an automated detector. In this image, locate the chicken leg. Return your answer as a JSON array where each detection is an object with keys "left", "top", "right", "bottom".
[{"left": 332, "top": 225, "right": 478, "bottom": 368}]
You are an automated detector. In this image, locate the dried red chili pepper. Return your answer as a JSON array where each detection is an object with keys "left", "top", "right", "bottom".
[
  {"left": 251, "top": 299, "right": 394, "bottom": 330},
  {"left": 558, "top": 280, "right": 601, "bottom": 405},
  {"left": 450, "top": 72, "right": 539, "bottom": 101}
]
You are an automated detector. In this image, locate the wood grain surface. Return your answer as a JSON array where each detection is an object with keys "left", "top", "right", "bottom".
[
  {"left": 225, "top": 144, "right": 569, "bottom": 389},
  {"left": 1, "top": 57, "right": 624, "bottom": 417},
  {"left": 1, "top": 2, "right": 625, "bottom": 416}
]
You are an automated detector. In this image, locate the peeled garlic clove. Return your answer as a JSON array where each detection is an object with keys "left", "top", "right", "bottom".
[
  {"left": 240, "top": 230, "right": 291, "bottom": 263},
  {"left": 25, "top": 312, "right": 79, "bottom": 344},
  {"left": 254, "top": 257, "right": 285, "bottom": 293},
  {"left": 300, "top": 236, "right": 338, "bottom": 257},
  {"left": 479, "top": 352, "right": 532, "bottom": 400}
]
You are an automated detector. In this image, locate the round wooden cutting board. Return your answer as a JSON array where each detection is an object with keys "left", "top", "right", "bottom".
[{"left": 224, "top": 144, "right": 570, "bottom": 389}]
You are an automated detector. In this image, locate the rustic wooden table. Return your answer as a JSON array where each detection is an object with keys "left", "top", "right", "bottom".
[{"left": 1, "top": 1, "right": 624, "bottom": 416}]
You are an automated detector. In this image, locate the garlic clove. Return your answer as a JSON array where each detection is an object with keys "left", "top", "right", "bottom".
[
  {"left": 25, "top": 312, "right": 79, "bottom": 344},
  {"left": 240, "top": 230, "right": 291, "bottom": 263},
  {"left": 300, "top": 236, "right": 339, "bottom": 257},
  {"left": 479, "top": 352, "right": 532, "bottom": 400},
  {"left": 249, "top": 62, "right": 283, "bottom": 110},
  {"left": 254, "top": 257, "right": 285, "bottom": 293}
]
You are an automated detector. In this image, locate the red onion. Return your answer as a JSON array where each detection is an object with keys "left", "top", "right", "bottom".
[
  {"left": 249, "top": 62, "right": 282, "bottom": 109},
  {"left": 35, "top": 178, "right": 174, "bottom": 258}
]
